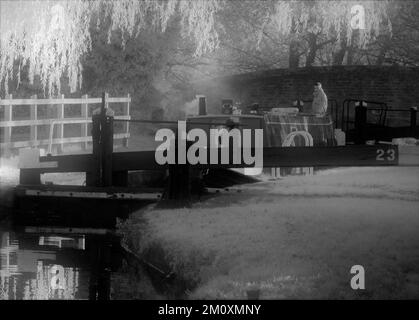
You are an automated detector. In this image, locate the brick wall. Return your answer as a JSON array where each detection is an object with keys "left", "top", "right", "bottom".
[{"left": 193, "top": 66, "right": 419, "bottom": 115}]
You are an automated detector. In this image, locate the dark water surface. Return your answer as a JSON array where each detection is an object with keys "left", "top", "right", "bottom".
[{"left": 0, "top": 207, "right": 160, "bottom": 300}]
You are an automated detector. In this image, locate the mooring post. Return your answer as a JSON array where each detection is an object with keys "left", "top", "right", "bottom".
[
  {"left": 410, "top": 106, "right": 417, "bottom": 137},
  {"left": 354, "top": 101, "right": 367, "bottom": 144}
]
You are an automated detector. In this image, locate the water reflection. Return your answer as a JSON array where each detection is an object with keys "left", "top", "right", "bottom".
[
  {"left": 265, "top": 167, "right": 315, "bottom": 178},
  {"left": 0, "top": 228, "right": 116, "bottom": 300}
]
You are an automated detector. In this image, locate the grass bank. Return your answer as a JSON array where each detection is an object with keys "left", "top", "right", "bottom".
[{"left": 119, "top": 166, "right": 419, "bottom": 299}]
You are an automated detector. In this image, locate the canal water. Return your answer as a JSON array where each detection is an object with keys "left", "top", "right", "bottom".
[
  {"left": 0, "top": 159, "right": 169, "bottom": 300},
  {"left": 0, "top": 207, "right": 163, "bottom": 300}
]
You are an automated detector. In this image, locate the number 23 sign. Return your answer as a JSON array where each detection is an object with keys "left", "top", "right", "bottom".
[{"left": 375, "top": 146, "right": 398, "bottom": 163}]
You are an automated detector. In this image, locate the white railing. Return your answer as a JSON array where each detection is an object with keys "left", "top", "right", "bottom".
[{"left": 0, "top": 93, "right": 130, "bottom": 155}]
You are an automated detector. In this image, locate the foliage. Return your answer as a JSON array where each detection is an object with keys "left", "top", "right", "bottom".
[
  {"left": 372, "top": 0, "right": 419, "bottom": 66},
  {"left": 0, "top": 0, "right": 221, "bottom": 96},
  {"left": 0, "top": 1, "right": 92, "bottom": 96},
  {"left": 0, "top": 0, "right": 416, "bottom": 100},
  {"left": 213, "top": 0, "right": 393, "bottom": 71}
]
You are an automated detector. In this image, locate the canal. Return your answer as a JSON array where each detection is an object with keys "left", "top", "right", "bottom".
[
  {"left": 0, "top": 160, "right": 173, "bottom": 300},
  {"left": 0, "top": 205, "right": 164, "bottom": 300}
]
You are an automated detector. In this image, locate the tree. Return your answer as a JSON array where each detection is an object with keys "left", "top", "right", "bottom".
[
  {"left": 370, "top": 0, "right": 419, "bottom": 66},
  {"left": 0, "top": 0, "right": 401, "bottom": 97},
  {"left": 213, "top": 0, "right": 392, "bottom": 71},
  {"left": 0, "top": 0, "right": 221, "bottom": 96}
]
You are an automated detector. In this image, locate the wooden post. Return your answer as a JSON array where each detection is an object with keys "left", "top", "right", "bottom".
[
  {"left": 101, "top": 114, "right": 113, "bottom": 187},
  {"left": 57, "top": 94, "right": 65, "bottom": 153},
  {"left": 4, "top": 94, "right": 12, "bottom": 157},
  {"left": 30, "top": 94, "right": 37, "bottom": 146},
  {"left": 354, "top": 101, "right": 367, "bottom": 144},
  {"left": 81, "top": 94, "right": 89, "bottom": 150},
  {"left": 410, "top": 107, "right": 417, "bottom": 137},
  {"left": 90, "top": 114, "right": 102, "bottom": 187},
  {"left": 123, "top": 93, "right": 130, "bottom": 147},
  {"left": 89, "top": 92, "right": 113, "bottom": 187}
]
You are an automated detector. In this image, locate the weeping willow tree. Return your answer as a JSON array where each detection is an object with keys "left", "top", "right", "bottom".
[
  {"left": 0, "top": 0, "right": 222, "bottom": 96},
  {"left": 0, "top": 0, "right": 392, "bottom": 96}
]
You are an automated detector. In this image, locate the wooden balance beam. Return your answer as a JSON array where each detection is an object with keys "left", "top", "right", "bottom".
[{"left": 19, "top": 144, "right": 419, "bottom": 181}]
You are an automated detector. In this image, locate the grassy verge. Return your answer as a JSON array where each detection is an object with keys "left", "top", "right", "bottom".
[{"left": 119, "top": 167, "right": 419, "bottom": 299}]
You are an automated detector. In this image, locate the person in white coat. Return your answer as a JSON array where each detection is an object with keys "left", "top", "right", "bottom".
[{"left": 312, "top": 82, "right": 328, "bottom": 115}]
